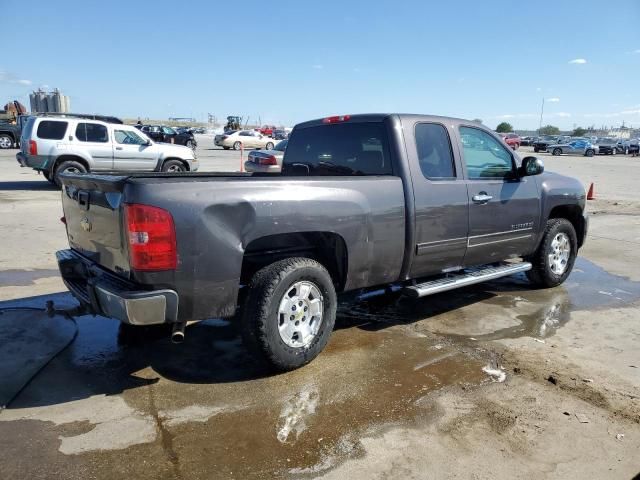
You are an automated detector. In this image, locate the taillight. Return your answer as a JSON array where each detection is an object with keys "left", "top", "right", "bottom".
[
  {"left": 125, "top": 204, "right": 177, "bottom": 271},
  {"left": 258, "top": 155, "right": 278, "bottom": 166},
  {"left": 29, "top": 140, "right": 37, "bottom": 155},
  {"left": 323, "top": 115, "right": 351, "bottom": 124}
]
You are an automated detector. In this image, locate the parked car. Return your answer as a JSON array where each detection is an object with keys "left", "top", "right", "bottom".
[
  {"left": 520, "top": 136, "right": 537, "bottom": 146},
  {"left": 592, "top": 138, "right": 617, "bottom": 155},
  {"left": 215, "top": 130, "right": 237, "bottom": 147},
  {"left": 621, "top": 138, "right": 639, "bottom": 154},
  {"left": 16, "top": 115, "right": 197, "bottom": 186},
  {"left": 259, "top": 125, "right": 276, "bottom": 136},
  {"left": 0, "top": 121, "right": 21, "bottom": 149},
  {"left": 499, "top": 133, "right": 521, "bottom": 150},
  {"left": 140, "top": 125, "right": 197, "bottom": 150},
  {"left": 533, "top": 135, "right": 560, "bottom": 152},
  {"left": 54, "top": 113, "right": 587, "bottom": 371},
  {"left": 244, "top": 139, "right": 288, "bottom": 173},
  {"left": 219, "top": 130, "right": 277, "bottom": 150},
  {"left": 548, "top": 139, "right": 596, "bottom": 157},
  {"left": 272, "top": 129, "right": 288, "bottom": 140}
]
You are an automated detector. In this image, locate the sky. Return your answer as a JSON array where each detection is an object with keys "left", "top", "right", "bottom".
[{"left": 2, "top": 0, "right": 640, "bottom": 130}]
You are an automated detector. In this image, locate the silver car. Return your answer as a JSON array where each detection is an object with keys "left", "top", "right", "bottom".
[
  {"left": 548, "top": 139, "right": 596, "bottom": 157},
  {"left": 244, "top": 139, "right": 287, "bottom": 173}
]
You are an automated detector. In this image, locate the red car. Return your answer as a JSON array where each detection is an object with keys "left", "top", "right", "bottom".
[
  {"left": 499, "top": 133, "right": 521, "bottom": 150},
  {"left": 259, "top": 125, "right": 276, "bottom": 136}
]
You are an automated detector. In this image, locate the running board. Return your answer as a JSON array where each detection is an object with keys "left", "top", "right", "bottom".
[{"left": 403, "top": 262, "right": 532, "bottom": 298}]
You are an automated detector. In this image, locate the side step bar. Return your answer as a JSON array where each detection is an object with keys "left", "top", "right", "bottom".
[{"left": 403, "top": 262, "right": 532, "bottom": 298}]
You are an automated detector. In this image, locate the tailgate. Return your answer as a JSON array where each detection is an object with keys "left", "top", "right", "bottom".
[{"left": 61, "top": 174, "right": 131, "bottom": 277}]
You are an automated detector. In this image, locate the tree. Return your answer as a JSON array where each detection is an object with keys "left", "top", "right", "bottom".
[
  {"left": 572, "top": 127, "right": 586, "bottom": 137},
  {"left": 539, "top": 125, "right": 560, "bottom": 135},
  {"left": 472, "top": 118, "right": 483, "bottom": 124},
  {"left": 495, "top": 122, "right": 513, "bottom": 133}
]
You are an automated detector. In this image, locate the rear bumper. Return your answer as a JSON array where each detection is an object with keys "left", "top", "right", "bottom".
[
  {"left": 16, "top": 151, "right": 49, "bottom": 170},
  {"left": 56, "top": 249, "right": 179, "bottom": 325}
]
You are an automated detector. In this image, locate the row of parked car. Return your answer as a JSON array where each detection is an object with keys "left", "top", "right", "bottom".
[{"left": 528, "top": 135, "right": 639, "bottom": 157}]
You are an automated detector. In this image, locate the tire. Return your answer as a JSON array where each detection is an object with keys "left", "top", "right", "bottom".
[
  {"left": 552, "top": 148, "right": 562, "bottom": 156},
  {"left": 240, "top": 257, "right": 337, "bottom": 371},
  {"left": 42, "top": 170, "right": 56, "bottom": 184},
  {"left": 265, "top": 142, "right": 275, "bottom": 150},
  {"left": 233, "top": 141, "right": 242, "bottom": 151},
  {"left": 54, "top": 160, "right": 87, "bottom": 187},
  {"left": 526, "top": 218, "right": 577, "bottom": 288},
  {"left": 533, "top": 147, "right": 539, "bottom": 153},
  {"left": 0, "top": 134, "right": 13, "bottom": 149},
  {"left": 585, "top": 149, "right": 595, "bottom": 157},
  {"left": 161, "top": 159, "right": 186, "bottom": 172},
  {"left": 186, "top": 140, "right": 194, "bottom": 149},
  {"left": 223, "top": 146, "right": 230, "bottom": 150}
]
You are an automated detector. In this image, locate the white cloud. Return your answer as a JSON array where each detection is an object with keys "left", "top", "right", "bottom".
[
  {"left": 568, "top": 58, "right": 587, "bottom": 64},
  {"left": 17, "top": 79, "right": 32, "bottom": 85},
  {"left": 311, "top": 64, "right": 323, "bottom": 70},
  {"left": 554, "top": 112, "right": 572, "bottom": 118},
  {"left": 0, "top": 71, "right": 32, "bottom": 86},
  {"left": 546, "top": 97, "right": 560, "bottom": 103},
  {"left": 535, "top": 87, "right": 542, "bottom": 92}
]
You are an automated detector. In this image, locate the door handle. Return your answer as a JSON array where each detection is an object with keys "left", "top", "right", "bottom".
[
  {"left": 472, "top": 192, "right": 493, "bottom": 204},
  {"left": 115, "top": 147, "right": 123, "bottom": 150}
]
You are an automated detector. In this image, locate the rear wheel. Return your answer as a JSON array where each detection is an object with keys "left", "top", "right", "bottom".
[
  {"left": 526, "top": 218, "right": 577, "bottom": 288},
  {"left": 0, "top": 134, "right": 13, "bottom": 149},
  {"left": 54, "top": 160, "right": 87, "bottom": 187},
  {"left": 161, "top": 159, "right": 186, "bottom": 172},
  {"left": 552, "top": 148, "right": 562, "bottom": 156},
  {"left": 265, "top": 142, "right": 275, "bottom": 150},
  {"left": 240, "top": 257, "right": 337, "bottom": 371},
  {"left": 585, "top": 149, "right": 595, "bottom": 157},
  {"left": 233, "top": 141, "right": 242, "bottom": 150}
]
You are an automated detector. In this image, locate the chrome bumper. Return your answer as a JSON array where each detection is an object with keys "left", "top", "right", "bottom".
[{"left": 56, "top": 249, "right": 179, "bottom": 325}]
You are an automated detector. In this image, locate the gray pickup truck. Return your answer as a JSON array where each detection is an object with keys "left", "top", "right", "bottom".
[{"left": 56, "top": 114, "right": 588, "bottom": 370}]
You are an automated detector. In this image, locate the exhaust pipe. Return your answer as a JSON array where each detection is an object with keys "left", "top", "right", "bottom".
[{"left": 171, "top": 322, "right": 186, "bottom": 344}]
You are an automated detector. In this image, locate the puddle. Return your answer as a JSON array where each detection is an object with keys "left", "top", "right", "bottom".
[
  {"left": 2, "top": 256, "right": 637, "bottom": 477},
  {"left": 337, "top": 257, "right": 640, "bottom": 342},
  {"left": 0, "top": 269, "right": 60, "bottom": 287}
]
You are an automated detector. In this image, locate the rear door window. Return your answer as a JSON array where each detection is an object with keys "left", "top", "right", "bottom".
[
  {"left": 415, "top": 123, "right": 456, "bottom": 179},
  {"left": 282, "top": 122, "right": 393, "bottom": 176},
  {"left": 76, "top": 123, "right": 109, "bottom": 143},
  {"left": 36, "top": 120, "right": 68, "bottom": 140}
]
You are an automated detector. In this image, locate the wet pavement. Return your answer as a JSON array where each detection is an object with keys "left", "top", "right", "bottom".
[{"left": 1, "top": 256, "right": 640, "bottom": 478}]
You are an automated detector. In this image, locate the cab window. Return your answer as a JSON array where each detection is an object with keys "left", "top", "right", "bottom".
[
  {"left": 459, "top": 126, "right": 514, "bottom": 179},
  {"left": 414, "top": 123, "right": 456, "bottom": 180}
]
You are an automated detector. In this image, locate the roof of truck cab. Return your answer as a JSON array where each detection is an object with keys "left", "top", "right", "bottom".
[{"left": 294, "top": 113, "right": 478, "bottom": 129}]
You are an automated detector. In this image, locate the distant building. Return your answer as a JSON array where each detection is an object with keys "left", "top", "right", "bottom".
[{"left": 29, "top": 88, "right": 70, "bottom": 113}]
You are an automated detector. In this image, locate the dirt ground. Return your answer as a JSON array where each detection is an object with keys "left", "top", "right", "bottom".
[{"left": 0, "top": 141, "right": 638, "bottom": 479}]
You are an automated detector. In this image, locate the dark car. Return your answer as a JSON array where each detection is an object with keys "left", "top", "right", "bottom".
[
  {"left": 593, "top": 138, "right": 617, "bottom": 155},
  {"left": 141, "top": 125, "right": 197, "bottom": 150},
  {"left": 272, "top": 129, "right": 288, "bottom": 140},
  {"left": 521, "top": 136, "right": 537, "bottom": 146},
  {"left": 533, "top": 135, "right": 560, "bottom": 152},
  {"left": 56, "top": 113, "right": 587, "bottom": 371}
]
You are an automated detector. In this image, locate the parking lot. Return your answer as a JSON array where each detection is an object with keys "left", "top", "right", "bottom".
[{"left": 0, "top": 138, "right": 639, "bottom": 479}]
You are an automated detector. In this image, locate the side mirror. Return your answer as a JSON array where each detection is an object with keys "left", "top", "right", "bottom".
[{"left": 520, "top": 156, "right": 544, "bottom": 177}]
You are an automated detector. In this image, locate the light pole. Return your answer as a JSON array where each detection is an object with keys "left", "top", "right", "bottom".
[{"left": 538, "top": 97, "right": 545, "bottom": 132}]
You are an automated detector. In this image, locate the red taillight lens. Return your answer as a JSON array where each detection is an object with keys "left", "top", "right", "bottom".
[
  {"left": 258, "top": 155, "right": 278, "bottom": 166},
  {"left": 323, "top": 115, "right": 351, "bottom": 124},
  {"left": 125, "top": 204, "right": 177, "bottom": 271},
  {"left": 29, "top": 140, "right": 37, "bottom": 155}
]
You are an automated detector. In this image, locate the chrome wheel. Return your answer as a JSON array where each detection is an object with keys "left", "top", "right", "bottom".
[
  {"left": 0, "top": 135, "right": 12, "bottom": 149},
  {"left": 166, "top": 164, "right": 184, "bottom": 172},
  {"left": 278, "top": 281, "right": 323, "bottom": 348},
  {"left": 548, "top": 232, "right": 570, "bottom": 275},
  {"left": 63, "top": 166, "right": 81, "bottom": 175}
]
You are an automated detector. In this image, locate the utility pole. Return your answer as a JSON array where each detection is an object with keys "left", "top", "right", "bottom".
[{"left": 538, "top": 97, "right": 545, "bottom": 132}]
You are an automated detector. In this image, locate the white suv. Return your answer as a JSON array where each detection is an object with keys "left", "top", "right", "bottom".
[{"left": 16, "top": 115, "right": 198, "bottom": 186}]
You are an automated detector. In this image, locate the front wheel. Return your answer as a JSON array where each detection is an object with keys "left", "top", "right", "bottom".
[
  {"left": 526, "top": 218, "right": 577, "bottom": 288},
  {"left": 233, "top": 141, "right": 242, "bottom": 150},
  {"left": 0, "top": 134, "right": 13, "bottom": 149},
  {"left": 585, "top": 149, "right": 595, "bottom": 157},
  {"left": 240, "top": 257, "right": 337, "bottom": 371},
  {"left": 552, "top": 148, "right": 562, "bottom": 156},
  {"left": 161, "top": 159, "right": 186, "bottom": 172},
  {"left": 265, "top": 142, "right": 275, "bottom": 150}
]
